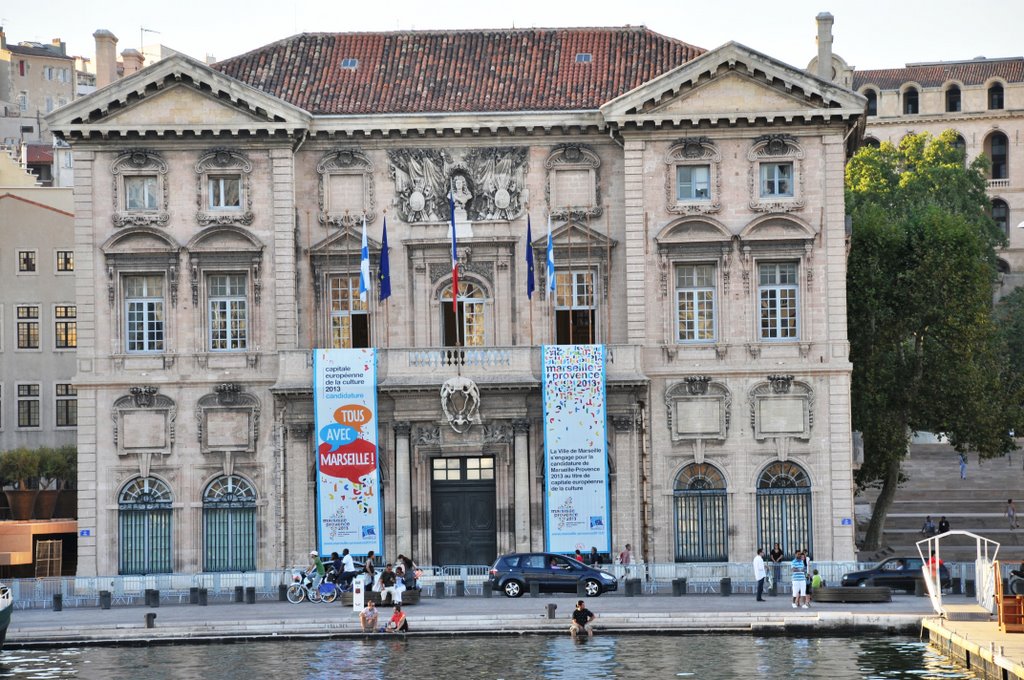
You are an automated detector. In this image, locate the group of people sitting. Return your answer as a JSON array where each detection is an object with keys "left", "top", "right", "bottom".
[
  {"left": 358, "top": 600, "right": 408, "bottom": 633},
  {"left": 308, "top": 549, "right": 421, "bottom": 600},
  {"left": 920, "top": 516, "right": 951, "bottom": 537}
]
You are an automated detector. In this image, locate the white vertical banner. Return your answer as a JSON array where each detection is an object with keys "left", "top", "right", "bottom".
[
  {"left": 542, "top": 344, "right": 610, "bottom": 554},
  {"left": 313, "top": 348, "right": 382, "bottom": 556}
]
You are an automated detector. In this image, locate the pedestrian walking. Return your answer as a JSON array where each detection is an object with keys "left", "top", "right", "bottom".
[
  {"left": 1009, "top": 499, "right": 1020, "bottom": 530},
  {"left": 959, "top": 453, "right": 967, "bottom": 480},
  {"left": 753, "top": 548, "right": 767, "bottom": 602}
]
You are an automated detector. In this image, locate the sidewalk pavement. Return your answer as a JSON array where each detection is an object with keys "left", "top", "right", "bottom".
[{"left": 5, "top": 589, "right": 953, "bottom": 647}]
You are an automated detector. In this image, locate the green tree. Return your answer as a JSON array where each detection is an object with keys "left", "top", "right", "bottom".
[{"left": 847, "top": 130, "right": 1016, "bottom": 551}]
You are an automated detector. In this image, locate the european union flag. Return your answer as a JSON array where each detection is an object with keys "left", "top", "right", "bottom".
[
  {"left": 378, "top": 217, "right": 391, "bottom": 302},
  {"left": 526, "top": 215, "right": 535, "bottom": 300}
]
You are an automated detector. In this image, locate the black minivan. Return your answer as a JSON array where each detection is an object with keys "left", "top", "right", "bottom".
[{"left": 488, "top": 552, "right": 619, "bottom": 597}]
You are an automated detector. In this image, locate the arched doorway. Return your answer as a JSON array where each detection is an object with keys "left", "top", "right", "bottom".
[
  {"left": 118, "top": 476, "right": 173, "bottom": 574},
  {"left": 673, "top": 462, "right": 728, "bottom": 562},
  {"left": 203, "top": 474, "right": 257, "bottom": 572},
  {"left": 755, "top": 462, "right": 812, "bottom": 557}
]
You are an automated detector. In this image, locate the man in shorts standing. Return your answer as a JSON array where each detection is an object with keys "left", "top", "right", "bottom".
[{"left": 791, "top": 550, "right": 808, "bottom": 609}]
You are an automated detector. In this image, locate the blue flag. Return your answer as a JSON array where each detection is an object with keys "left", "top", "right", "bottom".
[
  {"left": 379, "top": 217, "right": 391, "bottom": 302},
  {"left": 526, "top": 215, "right": 535, "bottom": 300}
]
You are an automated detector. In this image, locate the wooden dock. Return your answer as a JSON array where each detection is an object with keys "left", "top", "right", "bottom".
[{"left": 924, "top": 613, "right": 1024, "bottom": 679}]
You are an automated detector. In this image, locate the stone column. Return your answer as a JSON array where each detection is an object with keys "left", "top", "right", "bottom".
[
  {"left": 513, "top": 419, "right": 531, "bottom": 551},
  {"left": 394, "top": 422, "right": 412, "bottom": 557}
]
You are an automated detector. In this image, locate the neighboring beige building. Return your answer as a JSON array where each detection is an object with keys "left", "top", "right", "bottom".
[
  {"left": 48, "top": 26, "right": 864, "bottom": 577},
  {"left": 0, "top": 28, "right": 75, "bottom": 145},
  {"left": 847, "top": 56, "right": 1024, "bottom": 296}
]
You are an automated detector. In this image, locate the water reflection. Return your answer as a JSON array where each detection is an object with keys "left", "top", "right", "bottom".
[{"left": 0, "top": 635, "right": 977, "bottom": 680}]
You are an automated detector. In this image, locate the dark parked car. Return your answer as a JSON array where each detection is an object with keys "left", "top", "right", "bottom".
[
  {"left": 489, "top": 552, "right": 619, "bottom": 598},
  {"left": 840, "top": 557, "right": 952, "bottom": 592}
]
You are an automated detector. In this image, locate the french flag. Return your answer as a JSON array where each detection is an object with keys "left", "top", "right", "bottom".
[{"left": 450, "top": 191, "right": 458, "bottom": 313}]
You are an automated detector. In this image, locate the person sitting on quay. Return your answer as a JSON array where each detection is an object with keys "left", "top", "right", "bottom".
[
  {"left": 359, "top": 600, "right": 378, "bottom": 633},
  {"left": 385, "top": 604, "right": 409, "bottom": 633},
  {"left": 569, "top": 600, "right": 596, "bottom": 637},
  {"left": 379, "top": 563, "right": 402, "bottom": 605}
]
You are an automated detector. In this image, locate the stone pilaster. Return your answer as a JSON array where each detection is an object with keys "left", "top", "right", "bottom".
[
  {"left": 512, "top": 419, "right": 531, "bottom": 551},
  {"left": 611, "top": 414, "right": 640, "bottom": 555},
  {"left": 394, "top": 422, "right": 412, "bottom": 557}
]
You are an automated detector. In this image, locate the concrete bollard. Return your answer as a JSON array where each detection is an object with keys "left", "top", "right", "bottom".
[
  {"left": 482, "top": 581, "right": 492, "bottom": 598},
  {"left": 914, "top": 579, "right": 926, "bottom": 597},
  {"left": 965, "top": 579, "right": 976, "bottom": 597},
  {"left": 145, "top": 589, "right": 160, "bottom": 607},
  {"left": 455, "top": 580, "right": 465, "bottom": 597},
  {"left": 198, "top": 588, "right": 208, "bottom": 606},
  {"left": 245, "top": 586, "right": 256, "bottom": 604},
  {"left": 99, "top": 590, "right": 111, "bottom": 609},
  {"left": 672, "top": 578, "right": 687, "bottom": 596},
  {"left": 144, "top": 612, "right": 157, "bottom": 629},
  {"left": 234, "top": 585, "right": 244, "bottom": 603},
  {"left": 626, "top": 578, "right": 642, "bottom": 596},
  {"left": 720, "top": 577, "right": 732, "bottom": 596},
  {"left": 546, "top": 603, "right": 557, "bottom": 619},
  {"left": 529, "top": 581, "right": 540, "bottom": 597},
  {"left": 52, "top": 593, "right": 62, "bottom": 611},
  {"left": 189, "top": 587, "right": 200, "bottom": 604},
  {"left": 951, "top": 578, "right": 962, "bottom": 595},
  {"left": 434, "top": 581, "right": 446, "bottom": 598}
]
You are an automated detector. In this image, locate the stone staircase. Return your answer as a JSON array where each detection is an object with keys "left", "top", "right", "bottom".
[{"left": 856, "top": 443, "right": 1024, "bottom": 562}]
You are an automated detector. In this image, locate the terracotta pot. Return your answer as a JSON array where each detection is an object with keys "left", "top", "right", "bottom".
[
  {"left": 53, "top": 490, "right": 77, "bottom": 519},
  {"left": 34, "top": 490, "right": 59, "bottom": 520},
  {"left": 5, "top": 490, "right": 38, "bottom": 521}
]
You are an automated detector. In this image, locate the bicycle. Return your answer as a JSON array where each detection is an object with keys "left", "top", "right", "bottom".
[{"left": 286, "top": 569, "right": 335, "bottom": 604}]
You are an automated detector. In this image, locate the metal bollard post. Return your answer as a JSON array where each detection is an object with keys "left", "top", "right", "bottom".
[
  {"left": 434, "top": 581, "right": 446, "bottom": 598},
  {"left": 144, "top": 612, "right": 157, "bottom": 629},
  {"left": 198, "top": 588, "right": 208, "bottom": 606},
  {"left": 576, "top": 580, "right": 587, "bottom": 597},
  {"left": 626, "top": 578, "right": 641, "bottom": 596},
  {"left": 672, "top": 578, "right": 687, "bottom": 596},
  {"left": 189, "top": 587, "right": 199, "bottom": 605},
  {"left": 234, "top": 585, "right": 244, "bottom": 603},
  {"left": 529, "top": 581, "right": 540, "bottom": 597},
  {"left": 720, "top": 577, "right": 732, "bottom": 596},
  {"left": 965, "top": 579, "right": 976, "bottom": 597},
  {"left": 278, "top": 584, "right": 288, "bottom": 601},
  {"left": 99, "top": 590, "right": 111, "bottom": 609},
  {"left": 52, "top": 593, "right": 62, "bottom": 611},
  {"left": 245, "top": 586, "right": 256, "bottom": 604},
  {"left": 482, "top": 581, "right": 492, "bottom": 598},
  {"left": 546, "top": 603, "right": 557, "bottom": 619},
  {"left": 455, "top": 580, "right": 465, "bottom": 597}
]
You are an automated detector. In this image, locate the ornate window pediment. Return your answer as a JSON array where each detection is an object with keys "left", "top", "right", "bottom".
[
  {"left": 665, "top": 377, "right": 731, "bottom": 442},
  {"left": 195, "top": 383, "right": 261, "bottom": 456},
  {"left": 186, "top": 226, "right": 264, "bottom": 306},
  {"left": 101, "top": 226, "right": 181, "bottom": 309},
  {"left": 747, "top": 135, "right": 805, "bottom": 213},
  {"left": 318, "top": 149, "right": 376, "bottom": 228},
  {"left": 111, "top": 149, "right": 169, "bottom": 227},
  {"left": 545, "top": 144, "right": 603, "bottom": 221},
  {"left": 748, "top": 375, "right": 814, "bottom": 441},
  {"left": 194, "top": 148, "right": 254, "bottom": 227},
  {"left": 665, "top": 137, "right": 721, "bottom": 216},
  {"left": 112, "top": 386, "right": 177, "bottom": 461}
]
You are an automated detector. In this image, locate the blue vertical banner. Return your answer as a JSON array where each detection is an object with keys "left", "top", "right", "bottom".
[
  {"left": 542, "top": 344, "right": 610, "bottom": 554},
  {"left": 313, "top": 348, "right": 382, "bottom": 556}
]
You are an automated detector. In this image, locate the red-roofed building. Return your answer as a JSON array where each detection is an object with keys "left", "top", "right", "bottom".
[{"left": 47, "top": 26, "right": 864, "bottom": 577}]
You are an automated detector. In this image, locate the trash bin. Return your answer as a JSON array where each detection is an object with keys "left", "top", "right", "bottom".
[
  {"left": 245, "top": 586, "right": 256, "bottom": 604},
  {"left": 482, "top": 581, "right": 492, "bottom": 598},
  {"left": 198, "top": 588, "right": 208, "bottom": 606},
  {"left": 144, "top": 612, "right": 157, "bottom": 629},
  {"left": 455, "top": 580, "right": 465, "bottom": 597},
  {"left": 145, "top": 589, "right": 160, "bottom": 607},
  {"left": 951, "top": 577, "right": 962, "bottom": 595},
  {"left": 626, "top": 578, "right": 642, "bottom": 596},
  {"left": 99, "top": 590, "right": 112, "bottom": 609},
  {"left": 278, "top": 584, "right": 288, "bottom": 602},
  {"left": 546, "top": 603, "right": 558, "bottom": 619},
  {"left": 234, "top": 585, "right": 244, "bottom": 603},
  {"left": 52, "top": 593, "right": 62, "bottom": 611},
  {"left": 965, "top": 579, "right": 976, "bottom": 597},
  {"left": 576, "top": 580, "right": 587, "bottom": 597},
  {"left": 434, "top": 581, "right": 446, "bottom": 598},
  {"left": 672, "top": 578, "right": 687, "bottom": 596},
  {"left": 720, "top": 577, "right": 732, "bottom": 596},
  {"left": 190, "top": 587, "right": 200, "bottom": 604}
]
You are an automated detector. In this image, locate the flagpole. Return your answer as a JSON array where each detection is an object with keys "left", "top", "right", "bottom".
[
  {"left": 567, "top": 206, "right": 573, "bottom": 346},
  {"left": 605, "top": 205, "right": 612, "bottom": 346},
  {"left": 586, "top": 212, "right": 593, "bottom": 344},
  {"left": 526, "top": 208, "right": 535, "bottom": 348},
  {"left": 306, "top": 209, "right": 313, "bottom": 350},
  {"left": 382, "top": 210, "right": 390, "bottom": 349}
]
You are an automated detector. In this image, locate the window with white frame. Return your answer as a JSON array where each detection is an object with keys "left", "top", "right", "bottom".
[
  {"left": 675, "top": 264, "right": 716, "bottom": 342},
  {"left": 328, "top": 274, "right": 369, "bottom": 348},
  {"left": 16, "top": 305, "right": 40, "bottom": 349},
  {"left": 54, "top": 305, "right": 77, "bottom": 349},
  {"left": 208, "top": 175, "right": 242, "bottom": 210},
  {"left": 125, "top": 275, "right": 165, "bottom": 352},
  {"left": 17, "top": 384, "right": 40, "bottom": 428},
  {"left": 760, "top": 163, "right": 794, "bottom": 197},
  {"left": 758, "top": 262, "right": 799, "bottom": 340},
  {"left": 56, "top": 250, "right": 74, "bottom": 272},
  {"left": 441, "top": 282, "right": 486, "bottom": 347},
  {"left": 208, "top": 274, "right": 248, "bottom": 351},
  {"left": 124, "top": 175, "right": 159, "bottom": 211},
  {"left": 18, "top": 250, "right": 37, "bottom": 273},
  {"left": 55, "top": 383, "right": 77, "bottom": 427},
  {"left": 554, "top": 270, "right": 596, "bottom": 344},
  {"left": 676, "top": 165, "right": 711, "bottom": 201}
]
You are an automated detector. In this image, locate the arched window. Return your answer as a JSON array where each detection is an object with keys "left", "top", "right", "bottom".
[
  {"left": 989, "top": 83, "right": 1005, "bottom": 110},
  {"left": 945, "top": 85, "right": 961, "bottom": 112},
  {"left": 903, "top": 87, "right": 919, "bottom": 115},
  {"left": 864, "top": 89, "right": 877, "bottom": 116},
  {"left": 992, "top": 199, "right": 1010, "bottom": 236},
  {"left": 862, "top": 137, "right": 881, "bottom": 149},
  {"left": 987, "top": 132, "right": 1009, "bottom": 179},
  {"left": 440, "top": 281, "right": 486, "bottom": 347},
  {"left": 203, "top": 475, "right": 257, "bottom": 572},
  {"left": 953, "top": 135, "right": 968, "bottom": 164},
  {"left": 118, "top": 477, "right": 173, "bottom": 574},
  {"left": 673, "top": 463, "right": 728, "bottom": 562},
  {"left": 756, "top": 462, "right": 812, "bottom": 557}
]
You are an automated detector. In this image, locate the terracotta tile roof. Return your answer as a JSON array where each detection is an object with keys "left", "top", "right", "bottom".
[
  {"left": 853, "top": 57, "right": 1024, "bottom": 90},
  {"left": 213, "top": 27, "right": 704, "bottom": 114}
]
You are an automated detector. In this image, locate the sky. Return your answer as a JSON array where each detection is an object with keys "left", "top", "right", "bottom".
[{"left": 2, "top": 0, "right": 1022, "bottom": 71}]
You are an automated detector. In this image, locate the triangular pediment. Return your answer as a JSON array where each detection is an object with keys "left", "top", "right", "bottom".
[
  {"left": 600, "top": 41, "right": 866, "bottom": 126},
  {"left": 46, "top": 53, "right": 311, "bottom": 138},
  {"left": 532, "top": 221, "right": 617, "bottom": 251}
]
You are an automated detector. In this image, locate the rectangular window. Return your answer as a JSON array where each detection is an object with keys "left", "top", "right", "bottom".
[
  {"left": 675, "top": 264, "right": 716, "bottom": 342},
  {"left": 554, "top": 270, "right": 596, "bottom": 344},
  {"left": 208, "top": 274, "right": 248, "bottom": 351},
  {"left": 328, "top": 274, "right": 369, "bottom": 349},
  {"left": 124, "top": 175, "right": 158, "bottom": 211},
  {"left": 54, "top": 305, "right": 77, "bottom": 349},
  {"left": 18, "top": 250, "right": 37, "bottom": 272},
  {"left": 16, "top": 305, "right": 40, "bottom": 349},
  {"left": 208, "top": 175, "right": 241, "bottom": 209},
  {"left": 55, "top": 383, "right": 77, "bottom": 427},
  {"left": 56, "top": 250, "right": 75, "bottom": 272},
  {"left": 758, "top": 262, "right": 799, "bottom": 340},
  {"left": 676, "top": 165, "right": 711, "bottom": 201},
  {"left": 125, "top": 275, "right": 165, "bottom": 352},
  {"left": 760, "top": 163, "right": 793, "bottom": 197},
  {"left": 17, "top": 384, "right": 40, "bottom": 428}
]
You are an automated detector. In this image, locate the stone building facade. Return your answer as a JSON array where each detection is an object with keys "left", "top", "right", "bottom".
[{"left": 48, "top": 27, "right": 864, "bottom": 576}]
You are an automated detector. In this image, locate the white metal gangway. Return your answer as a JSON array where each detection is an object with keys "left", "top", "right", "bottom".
[{"left": 917, "top": 530, "right": 1000, "bottom": 618}]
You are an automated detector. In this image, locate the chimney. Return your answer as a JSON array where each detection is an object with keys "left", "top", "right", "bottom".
[
  {"left": 51, "top": 38, "right": 66, "bottom": 56},
  {"left": 816, "top": 12, "right": 834, "bottom": 81},
  {"left": 93, "top": 29, "right": 118, "bottom": 88},
  {"left": 121, "top": 49, "right": 144, "bottom": 77}
]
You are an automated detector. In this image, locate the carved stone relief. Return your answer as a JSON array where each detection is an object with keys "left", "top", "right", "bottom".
[
  {"left": 112, "top": 387, "right": 177, "bottom": 457},
  {"left": 747, "top": 134, "right": 806, "bottom": 213},
  {"left": 665, "top": 379, "right": 731, "bottom": 443},
  {"left": 317, "top": 149, "right": 376, "bottom": 227},
  {"left": 545, "top": 144, "right": 603, "bottom": 220},
  {"left": 194, "top": 383, "right": 261, "bottom": 454},
  {"left": 483, "top": 423, "right": 514, "bottom": 443},
  {"left": 664, "top": 137, "right": 722, "bottom": 215},
  {"left": 428, "top": 260, "right": 493, "bottom": 285},
  {"left": 748, "top": 377, "right": 815, "bottom": 441},
  {"left": 194, "top": 148, "right": 255, "bottom": 226},
  {"left": 111, "top": 149, "right": 170, "bottom": 227},
  {"left": 440, "top": 375, "right": 482, "bottom": 433}
]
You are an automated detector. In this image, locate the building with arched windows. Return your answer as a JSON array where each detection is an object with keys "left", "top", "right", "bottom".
[{"left": 47, "top": 26, "right": 864, "bottom": 576}]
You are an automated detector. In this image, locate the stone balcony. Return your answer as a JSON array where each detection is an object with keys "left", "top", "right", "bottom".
[
  {"left": 988, "top": 178, "right": 1010, "bottom": 190},
  {"left": 272, "top": 345, "right": 646, "bottom": 394}
]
